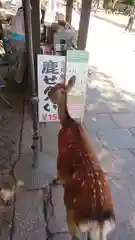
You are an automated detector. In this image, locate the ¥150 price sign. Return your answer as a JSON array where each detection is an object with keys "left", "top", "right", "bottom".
[{"left": 42, "top": 113, "right": 59, "bottom": 121}]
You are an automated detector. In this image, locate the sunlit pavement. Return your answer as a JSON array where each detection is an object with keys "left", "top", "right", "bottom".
[{"left": 87, "top": 16, "right": 135, "bottom": 93}]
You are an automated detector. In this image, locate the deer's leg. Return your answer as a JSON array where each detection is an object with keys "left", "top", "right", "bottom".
[
  {"left": 66, "top": 209, "right": 80, "bottom": 240},
  {"left": 87, "top": 232, "right": 92, "bottom": 240},
  {"left": 88, "top": 222, "right": 100, "bottom": 240},
  {"left": 88, "top": 223, "right": 108, "bottom": 240}
]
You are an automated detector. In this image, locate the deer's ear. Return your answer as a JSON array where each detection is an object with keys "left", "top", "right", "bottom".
[{"left": 66, "top": 75, "right": 76, "bottom": 92}]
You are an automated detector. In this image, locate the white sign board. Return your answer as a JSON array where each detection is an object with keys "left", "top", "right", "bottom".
[
  {"left": 66, "top": 50, "right": 89, "bottom": 120},
  {"left": 37, "top": 54, "right": 65, "bottom": 122}
]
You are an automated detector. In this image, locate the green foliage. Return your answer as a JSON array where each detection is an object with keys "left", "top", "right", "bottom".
[{"left": 127, "top": 0, "right": 135, "bottom": 5}]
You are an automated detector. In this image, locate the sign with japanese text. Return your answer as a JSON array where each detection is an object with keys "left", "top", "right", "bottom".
[
  {"left": 37, "top": 54, "right": 65, "bottom": 122},
  {"left": 66, "top": 50, "right": 89, "bottom": 121}
]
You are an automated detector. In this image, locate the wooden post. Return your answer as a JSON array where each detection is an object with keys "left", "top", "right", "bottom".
[
  {"left": 77, "top": 0, "right": 92, "bottom": 50},
  {"left": 30, "top": 0, "right": 40, "bottom": 84},
  {"left": 66, "top": 0, "right": 73, "bottom": 24}
]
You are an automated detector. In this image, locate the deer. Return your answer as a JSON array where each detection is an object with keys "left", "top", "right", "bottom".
[{"left": 48, "top": 76, "right": 115, "bottom": 240}]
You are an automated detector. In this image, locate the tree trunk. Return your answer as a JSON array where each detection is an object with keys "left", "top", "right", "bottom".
[
  {"left": 66, "top": 0, "right": 73, "bottom": 24},
  {"left": 30, "top": 0, "right": 40, "bottom": 84},
  {"left": 112, "top": 0, "right": 118, "bottom": 11},
  {"left": 77, "top": 0, "right": 92, "bottom": 50}
]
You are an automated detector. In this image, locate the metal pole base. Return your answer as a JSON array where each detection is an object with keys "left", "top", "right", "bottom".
[{"left": 14, "top": 149, "right": 57, "bottom": 190}]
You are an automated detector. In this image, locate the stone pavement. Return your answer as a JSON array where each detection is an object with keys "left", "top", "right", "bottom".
[
  {"left": 0, "top": 89, "right": 25, "bottom": 240},
  {"left": 9, "top": 65, "right": 135, "bottom": 239},
  {"left": 85, "top": 67, "right": 135, "bottom": 239}
]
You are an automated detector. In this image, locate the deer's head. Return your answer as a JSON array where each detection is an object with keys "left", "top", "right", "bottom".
[{"left": 48, "top": 75, "right": 76, "bottom": 105}]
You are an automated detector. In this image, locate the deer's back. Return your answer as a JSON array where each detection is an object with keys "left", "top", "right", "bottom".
[{"left": 57, "top": 123, "right": 115, "bottom": 222}]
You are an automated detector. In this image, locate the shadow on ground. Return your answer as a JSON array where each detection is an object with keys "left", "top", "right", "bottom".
[
  {"left": 83, "top": 65, "right": 135, "bottom": 239},
  {"left": 94, "top": 14, "right": 135, "bottom": 32},
  {"left": 86, "top": 65, "right": 135, "bottom": 113}
]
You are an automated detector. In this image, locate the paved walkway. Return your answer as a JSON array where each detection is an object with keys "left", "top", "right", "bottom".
[
  {"left": 94, "top": 11, "right": 135, "bottom": 32},
  {"left": 0, "top": 89, "right": 25, "bottom": 240},
  {"left": 7, "top": 65, "right": 135, "bottom": 240},
  {"left": 58, "top": 6, "right": 134, "bottom": 32}
]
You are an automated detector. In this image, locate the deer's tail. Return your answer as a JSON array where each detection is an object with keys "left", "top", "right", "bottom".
[{"left": 80, "top": 219, "right": 115, "bottom": 240}]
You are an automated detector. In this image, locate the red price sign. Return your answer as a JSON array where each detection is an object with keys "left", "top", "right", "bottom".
[{"left": 42, "top": 114, "right": 59, "bottom": 121}]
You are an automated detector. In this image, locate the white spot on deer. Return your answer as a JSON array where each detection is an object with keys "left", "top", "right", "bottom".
[
  {"left": 68, "top": 144, "right": 72, "bottom": 148},
  {"left": 91, "top": 173, "right": 94, "bottom": 178},
  {"left": 104, "top": 175, "right": 108, "bottom": 181},
  {"left": 93, "top": 179, "right": 95, "bottom": 184},
  {"left": 101, "top": 200, "right": 103, "bottom": 207},
  {"left": 93, "top": 194, "right": 96, "bottom": 199},
  {"left": 98, "top": 180, "right": 101, "bottom": 186},
  {"left": 91, "top": 184, "right": 94, "bottom": 189},
  {"left": 93, "top": 188, "right": 96, "bottom": 194},
  {"left": 81, "top": 181, "right": 85, "bottom": 187},
  {"left": 73, "top": 173, "right": 76, "bottom": 179},
  {"left": 101, "top": 196, "right": 104, "bottom": 203},
  {"left": 74, "top": 198, "right": 77, "bottom": 204}
]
